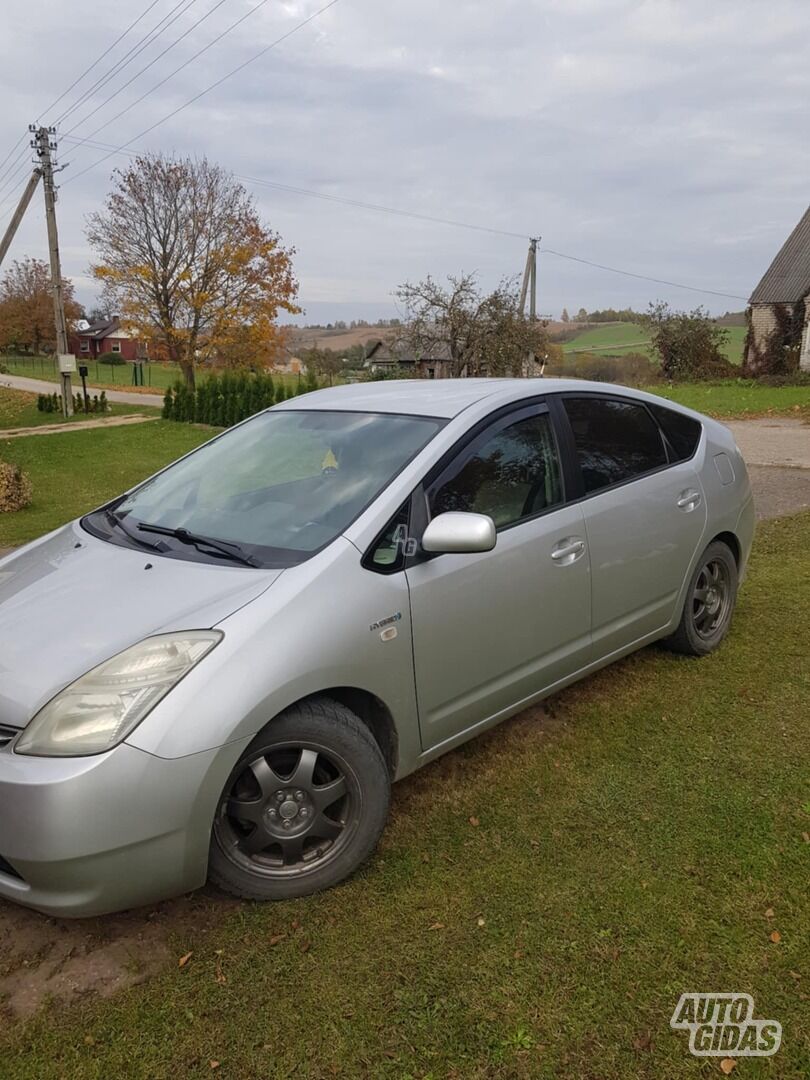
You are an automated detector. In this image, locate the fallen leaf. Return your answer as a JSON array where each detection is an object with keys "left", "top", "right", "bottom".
[
  {"left": 633, "top": 1031, "right": 652, "bottom": 1052},
  {"left": 802, "top": 832, "right": 810, "bottom": 843},
  {"left": 514, "top": 949, "right": 525, "bottom": 960},
  {"left": 209, "top": 1062, "right": 220, "bottom": 1071},
  {"left": 178, "top": 951, "right": 193, "bottom": 968},
  {"left": 268, "top": 934, "right": 286, "bottom": 947},
  {"left": 720, "top": 1058, "right": 737, "bottom": 1075},
  {"left": 299, "top": 938, "right": 311, "bottom": 953},
  {"left": 428, "top": 921, "right": 445, "bottom": 931},
  {"left": 770, "top": 930, "right": 782, "bottom": 944},
  {"left": 469, "top": 816, "right": 480, "bottom": 827},
  {"left": 765, "top": 908, "right": 775, "bottom": 918},
  {"left": 477, "top": 917, "right": 486, "bottom": 927},
  {"left": 215, "top": 965, "right": 227, "bottom": 986},
  {"left": 84, "top": 1035, "right": 96, "bottom": 1047}
]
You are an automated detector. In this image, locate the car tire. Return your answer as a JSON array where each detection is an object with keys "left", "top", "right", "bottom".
[
  {"left": 663, "top": 540, "right": 738, "bottom": 657},
  {"left": 209, "top": 697, "right": 390, "bottom": 901}
]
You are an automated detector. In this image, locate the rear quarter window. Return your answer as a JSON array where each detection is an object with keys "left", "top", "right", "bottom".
[{"left": 647, "top": 403, "right": 702, "bottom": 462}]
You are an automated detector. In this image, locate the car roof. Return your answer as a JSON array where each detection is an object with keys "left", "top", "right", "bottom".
[{"left": 274, "top": 377, "right": 654, "bottom": 419}]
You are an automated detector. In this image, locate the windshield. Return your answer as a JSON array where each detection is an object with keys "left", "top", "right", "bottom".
[{"left": 86, "top": 409, "right": 442, "bottom": 567}]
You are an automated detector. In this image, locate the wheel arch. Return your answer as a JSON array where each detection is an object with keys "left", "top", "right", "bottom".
[
  {"left": 709, "top": 530, "right": 741, "bottom": 567},
  {"left": 292, "top": 687, "right": 399, "bottom": 780}
]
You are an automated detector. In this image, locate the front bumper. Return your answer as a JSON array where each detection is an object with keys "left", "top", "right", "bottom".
[{"left": 0, "top": 736, "right": 249, "bottom": 917}]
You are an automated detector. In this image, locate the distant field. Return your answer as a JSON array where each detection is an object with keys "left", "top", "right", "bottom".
[
  {"left": 562, "top": 322, "right": 747, "bottom": 364},
  {"left": 1, "top": 356, "right": 306, "bottom": 393}
]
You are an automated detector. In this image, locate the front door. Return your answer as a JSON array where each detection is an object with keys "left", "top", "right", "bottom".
[{"left": 406, "top": 404, "right": 592, "bottom": 751}]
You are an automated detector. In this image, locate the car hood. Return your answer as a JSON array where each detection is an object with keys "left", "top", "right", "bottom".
[{"left": 0, "top": 524, "right": 282, "bottom": 729}]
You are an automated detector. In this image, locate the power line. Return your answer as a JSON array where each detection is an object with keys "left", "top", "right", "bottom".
[
  {"left": 63, "top": 0, "right": 343, "bottom": 187},
  {"left": 63, "top": 0, "right": 234, "bottom": 140},
  {"left": 0, "top": 0, "right": 166, "bottom": 196},
  {"left": 43, "top": 0, "right": 165, "bottom": 123},
  {"left": 58, "top": 134, "right": 749, "bottom": 302},
  {"left": 52, "top": 0, "right": 200, "bottom": 128},
  {"left": 0, "top": 160, "right": 35, "bottom": 209},
  {"left": 539, "top": 247, "right": 748, "bottom": 302},
  {"left": 67, "top": 0, "right": 279, "bottom": 151},
  {"left": 0, "top": 134, "right": 28, "bottom": 179}
]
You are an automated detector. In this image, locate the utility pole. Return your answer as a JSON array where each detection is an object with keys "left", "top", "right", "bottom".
[
  {"left": 519, "top": 237, "right": 540, "bottom": 376},
  {"left": 32, "top": 125, "right": 73, "bottom": 416},
  {"left": 0, "top": 169, "right": 42, "bottom": 270}
]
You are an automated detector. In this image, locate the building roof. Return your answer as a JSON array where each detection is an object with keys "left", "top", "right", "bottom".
[
  {"left": 365, "top": 339, "right": 453, "bottom": 365},
  {"left": 750, "top": 205, "right": 810, "bottom": 304},
  {"left": 76, "top": 317, "right": 121, "bottom": 340}
]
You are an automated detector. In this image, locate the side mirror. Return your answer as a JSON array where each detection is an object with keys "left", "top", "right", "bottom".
[{"left": 421, "top": 511, "right": 496, "bottom": 555}]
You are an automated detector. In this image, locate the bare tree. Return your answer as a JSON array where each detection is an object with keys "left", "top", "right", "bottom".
[
  {"left": 394, "top": 273, "right": 551, "bottom": 377},
  {"left": 87, "top": 154, "right": 300, "bottom": 387}
]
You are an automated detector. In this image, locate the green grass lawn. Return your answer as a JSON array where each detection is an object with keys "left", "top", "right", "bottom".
[
  {"left": 2, "top": 355, "right": 305, "bottom": 394},
  {"left": 0, "top": 421, "right": 216, "bottom": 547},
  {"left": 0, "top": 511, "right": 807, "bottom": 1078},
  {"left": 647, "top": 379, "right": 810, "bottom": 419},
  {"left": 0, "top": 387, "right": 159, "bottom": 431},
  {"left": 563, "top": 323, "right": 747, "bottom": 365}
]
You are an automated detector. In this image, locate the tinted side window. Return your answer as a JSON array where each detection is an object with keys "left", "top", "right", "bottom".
[
  {"left": 429, "top": 412, "right": 563, "bottom": 528},
  {"left": 648, "top": 403, "right": 702, "bottom": 462},
  {"left": 563, "top": 397, "right": 667, "bottom": 494}
]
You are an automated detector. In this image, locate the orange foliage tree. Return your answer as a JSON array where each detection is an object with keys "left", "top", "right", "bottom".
[
  {"left": 87, "top": 154, "right": 300, "bottom": 387},
  {"left": 0, "top": 257, "right": 82, "bottom": 354}
]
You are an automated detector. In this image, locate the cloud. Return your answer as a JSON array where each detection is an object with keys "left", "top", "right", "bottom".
[{"left": 0, "top": 0, "right": 808, "bottom": 319}]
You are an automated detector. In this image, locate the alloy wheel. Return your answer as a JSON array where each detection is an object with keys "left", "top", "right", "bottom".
[
  {"left": 691, "top": 557, "right": 731, "bottom": 640},
  {"left": 214, "top": 742, "right": 358, "bottom": 877}
]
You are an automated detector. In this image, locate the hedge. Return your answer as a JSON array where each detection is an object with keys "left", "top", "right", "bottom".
[{"left": 162, "top": 370, "right": 319, "bottom": 426}]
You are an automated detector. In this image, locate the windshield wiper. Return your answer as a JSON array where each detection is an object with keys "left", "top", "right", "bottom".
[
  {"left": 137, "top": 523, "right": 258, "bottom": 567},
  {"left": 104, "top": 509, "right": 165, "bottom": 551}
]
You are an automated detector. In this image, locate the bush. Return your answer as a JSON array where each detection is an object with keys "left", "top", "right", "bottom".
[
  {"left": 0, "top": 461, "right": 33, "bottom": 512},
  {"left": 163, "top": 371, "right": 278, "bottom": 427},
  {"left": 643, "top": 302, "right": 735, "bottom": 381},
  {"left": 97, "top": 352, "right": 126, "bottom": 366},
  {"left": 37, "top": 393, "right": 60, "bottom": 413}
]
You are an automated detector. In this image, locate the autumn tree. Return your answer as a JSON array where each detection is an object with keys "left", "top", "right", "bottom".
[
  {"left": 0, "top": 257, "right": 82, "bottom": 354},
  {"left": 87, "top": 154, "right": 300, "bottom": 387},
  {"left": 395, "top": 273, "right": 552, "bottom": 377}
]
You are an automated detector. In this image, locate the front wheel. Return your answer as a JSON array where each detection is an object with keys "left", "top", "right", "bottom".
[
  {"left": 663, "top": 540, "right": 738, "bottom": 657},
  {"left": 209, "top": 698, "right": 390, "bottom": 901}
]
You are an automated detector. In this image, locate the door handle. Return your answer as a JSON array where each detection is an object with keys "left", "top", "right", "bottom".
[
  {"left": 676, "top": 489, "right": 701, "bottom": 511},
  {"left": 551, "top": 537, "right": 586, "bottom": 564}
]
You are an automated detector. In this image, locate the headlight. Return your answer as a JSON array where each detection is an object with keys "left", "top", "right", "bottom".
[{"left": 15, "top": 631, "right": 222, "bottom": 757}]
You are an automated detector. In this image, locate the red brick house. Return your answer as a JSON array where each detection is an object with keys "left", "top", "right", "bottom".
[{"left": 69, "top": 317, "right": 146, "bottom": 362}]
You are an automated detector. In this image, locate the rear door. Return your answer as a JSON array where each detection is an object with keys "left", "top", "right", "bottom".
[
  {"left": 554, "top": 393, "right": 707, "bottom": 658},
  {"left": 405, "top": 402, "right": 592, "bottom": 751}
]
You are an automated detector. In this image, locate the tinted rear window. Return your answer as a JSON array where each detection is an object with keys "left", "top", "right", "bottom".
[
  {"left": 647, "top": 403, "right": 702, "bottom": 462},
  {"left": 563, "top": 397, "right": 668, "bottom": 494}
]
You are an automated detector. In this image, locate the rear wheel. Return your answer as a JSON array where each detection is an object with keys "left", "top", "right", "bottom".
[
  {"left": 663, "top": 540, "right": 738, "bottom": 656},
  {"left": 209, "top": 698, "right": 390, "bottom": 900}
]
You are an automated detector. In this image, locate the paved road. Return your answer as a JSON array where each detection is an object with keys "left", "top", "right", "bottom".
[
  {"left": 0, "top": 372, "right": 164, "bottom": 408},
  {"left": 726, "top": 417, "right": 810, "bottom": 470}
]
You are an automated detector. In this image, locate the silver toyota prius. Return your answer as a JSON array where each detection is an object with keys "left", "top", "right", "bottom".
[{"left": 0, "top": 379, "right": 754, "bottom": 916}]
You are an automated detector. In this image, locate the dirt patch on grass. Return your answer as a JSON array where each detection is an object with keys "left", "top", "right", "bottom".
[{"left": 0, "top": 890, "right": 239, "bottom": 1020}]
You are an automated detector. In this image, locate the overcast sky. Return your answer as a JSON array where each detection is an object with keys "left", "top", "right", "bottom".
[{"left": 1, "top": 0, "right": 809, "bottom": 323}]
